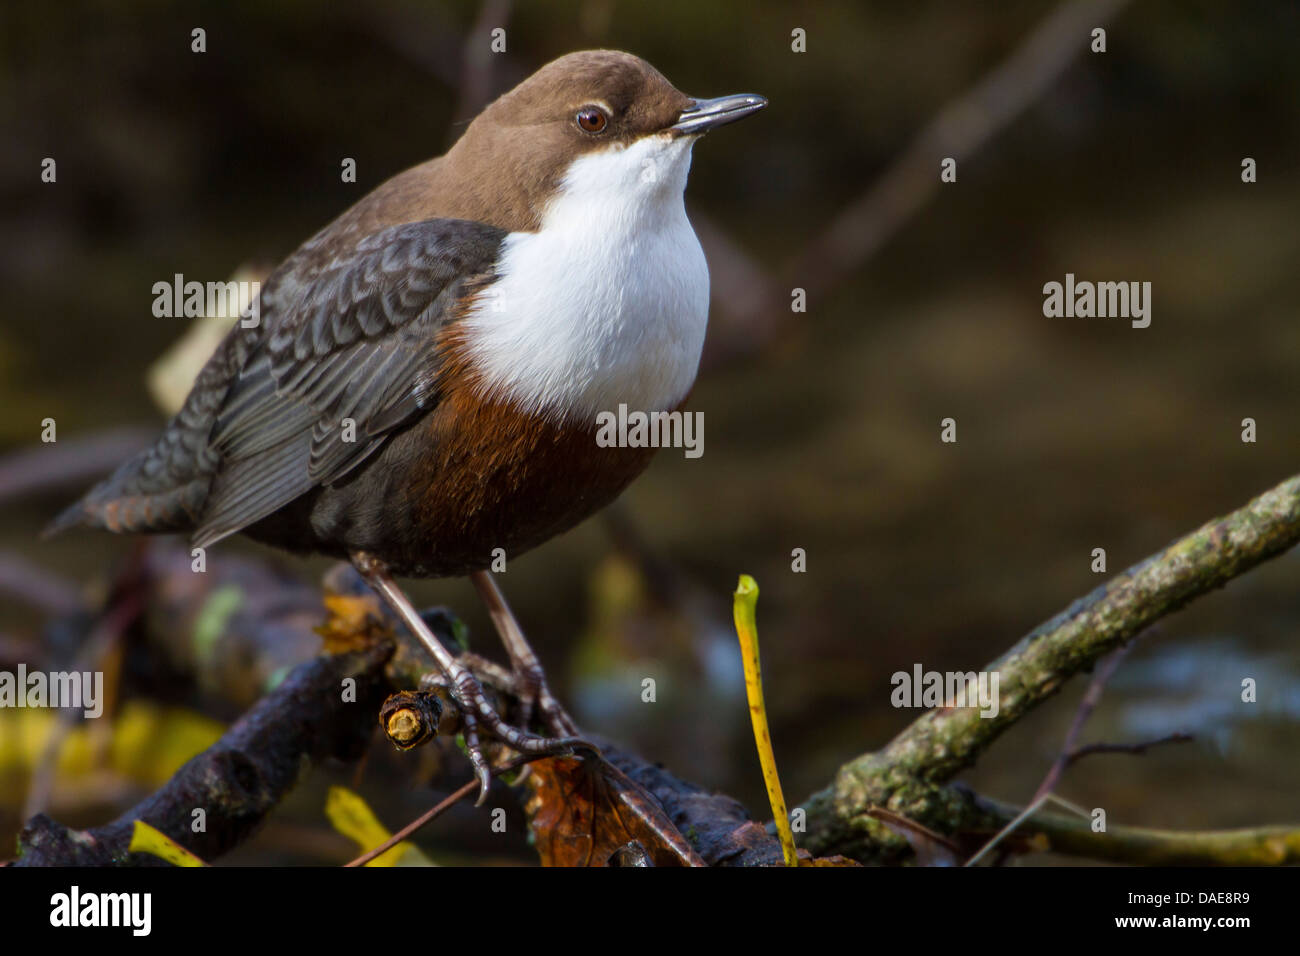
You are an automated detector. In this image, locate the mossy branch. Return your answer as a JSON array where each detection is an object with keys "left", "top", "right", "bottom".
[
  {"left": 972, "top": 797, "right": 1300, "bottom": 866},
  {"left": 802, "top": 473, "right": 1300, "bottom": 861}
]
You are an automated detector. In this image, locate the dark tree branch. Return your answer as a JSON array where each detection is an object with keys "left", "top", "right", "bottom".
[
  {"left": 598, "top": 739, "right": 785, "bottom": 867},
  {"left": 12, "top": 553, "right": 785, "bottom": 867},
  {"left": 13, "top": 642, "right": 394, "bottom": 866}
]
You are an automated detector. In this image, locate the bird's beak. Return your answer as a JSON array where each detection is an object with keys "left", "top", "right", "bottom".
[{"left": 671, "top": 93, "right": 767, "bottom": 135}]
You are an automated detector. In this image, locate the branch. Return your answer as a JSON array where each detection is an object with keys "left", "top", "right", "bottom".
[
  {"left": 13, "top": 642, "right": 394, "bottom": 866},
  {"left": 974, "top": 796, "right": 1300, "bottom": 866},
  {"left": 1064, "top": 733, "right": 1192, "bottom": 763},
  {"left": 15, "top": 551, "right": 784, "bottom": 866},
  {"left": 802, "top": 473, "right": 1300, "bottom": 860},
  {"left": 1031, "top": 641, "right": 1137, "bottom": 805},
  {"left": 598, "top": 740, "right": 786, "bottom": 867}
]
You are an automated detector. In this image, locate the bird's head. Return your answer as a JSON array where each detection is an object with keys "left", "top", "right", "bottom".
[{"left": 450, "top": 50, "right": 766, "bottom": 229}]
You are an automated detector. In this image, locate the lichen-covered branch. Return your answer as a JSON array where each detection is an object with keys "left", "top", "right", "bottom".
[{"left": 803, "top": 473, "right": 1300, "bottom": 860}]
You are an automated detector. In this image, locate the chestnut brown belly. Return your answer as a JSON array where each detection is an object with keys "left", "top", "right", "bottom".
[{"left": 245, "top": 390, "right": 660, "bottom": 578}]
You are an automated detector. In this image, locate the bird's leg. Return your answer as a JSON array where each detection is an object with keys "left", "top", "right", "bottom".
[
  {"left": 434, "top": 651, "right": 517, "bottom": 696},
  {"left": 350, "top": 551, "right": 580, "bottom": 804},
  {"left": 419, "top": 651, "right": 543, "bottom": 784},
  {"left": 470, "top": 570, "right": 578, "bottom": 738}
]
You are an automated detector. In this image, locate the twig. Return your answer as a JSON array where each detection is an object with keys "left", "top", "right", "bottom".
[
  {"left": 866, "top": 807, "right": 964, "bottom": 866},
  {"left": 973, "top": 795, "right": 1300, "bottom": 865},
  {"left": 962, "top": 728, "right": 1192, "bottom": 865},
  {"left": 803, "top": 471, "right": 1300, "bottom": 861},
  {"left": 1032, "top": 640, "right": 1138, "bottom": 804},
  {"left": 1066, "top": 733, "right": 1193, "bottom": 763},
  {"left": 344, "top": 750, "right": 542, "bottom": 867},
  {"left": 964, "top": 641, "right": 1137, "bottom": 865}
]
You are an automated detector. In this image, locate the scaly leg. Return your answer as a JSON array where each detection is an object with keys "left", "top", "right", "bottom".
[
  {"left": 351, "top": 551, "right": 579, "bottom": 804},
  {"left": 470, "top": 570, "right": 578, "bottom": 737}
]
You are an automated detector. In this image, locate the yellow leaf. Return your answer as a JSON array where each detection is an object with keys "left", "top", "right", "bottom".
[
  {"left": 325, "top": 786, "right": 434, "bottom": 867},
  {"left": 111, "top": 702, "right": 225, "bottom": 787},
  {"left": 128, "top": 820, "right": 207, "bottom": 867},
  {"left": 0, "top": 702, "right": 223, "bottom": 806},
  {"left": 733, "top": 574, "right": 798, "bottom": 867}
]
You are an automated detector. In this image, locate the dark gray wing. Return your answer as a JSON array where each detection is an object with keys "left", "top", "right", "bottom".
[{"left": 192, "top": 217, "right": 505, "bottom": 547}]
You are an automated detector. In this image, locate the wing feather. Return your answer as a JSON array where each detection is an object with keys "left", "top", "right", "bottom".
[{"left": 192, "top": 218, "right": 505, "bottom": 546}]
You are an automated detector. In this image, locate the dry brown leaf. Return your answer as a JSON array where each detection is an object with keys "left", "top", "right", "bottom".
[{"left": 524, "top": 754, "right": 706, "bottom": 867}]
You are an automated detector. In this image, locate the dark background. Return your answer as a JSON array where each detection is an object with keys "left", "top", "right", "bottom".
[{"left": 2, "top": 0, "right": 1299, "bottom": 863}]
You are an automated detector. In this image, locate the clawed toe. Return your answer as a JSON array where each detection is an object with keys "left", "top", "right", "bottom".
[{"left": 439, "top": 665, "right": 580, "bottom": 803}]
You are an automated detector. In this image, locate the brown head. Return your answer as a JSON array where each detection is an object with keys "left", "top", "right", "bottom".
[{"left": 433, "top": 50, "right": 766, "bottom": 231}]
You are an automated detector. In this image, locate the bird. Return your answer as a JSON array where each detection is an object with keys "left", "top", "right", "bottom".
[{"left": 47, "top": 49, "right": 767, "bottom": 801}]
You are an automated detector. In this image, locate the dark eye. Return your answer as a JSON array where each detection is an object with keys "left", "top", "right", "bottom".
[{"left": 576, "top": 107, "right": 608, "bottom": 133}]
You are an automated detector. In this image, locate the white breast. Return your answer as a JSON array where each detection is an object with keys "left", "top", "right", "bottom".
[{"left": 461, "top": 133, "right": 710, "bottom": 423}]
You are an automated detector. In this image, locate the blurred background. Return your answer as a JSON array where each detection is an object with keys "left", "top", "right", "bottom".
[{"left": 2, "top": 0, "right": 1299, "bottom": 864}]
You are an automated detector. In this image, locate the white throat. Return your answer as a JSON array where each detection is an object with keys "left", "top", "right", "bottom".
[{"left": 462, "top": 133, "right": 710, "bottom": 423}]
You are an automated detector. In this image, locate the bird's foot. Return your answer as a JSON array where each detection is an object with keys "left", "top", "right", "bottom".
[
  {"left": 447, "top": 650, "right": 579, "bottom": 740},
  {"left": 466, "top": 569, "right": 580, "bottom": 739},
  {"left": 510, "top": 658, "right": 579, "bottom": 739},
  {"left": 423, "top": 657, "right": 583, "bottom": 803},
  {"left": 351, "top": 552, "right": 586, "bottom": 804}
]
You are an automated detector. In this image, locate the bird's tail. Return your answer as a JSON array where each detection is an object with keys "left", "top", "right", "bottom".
[
  {"left": 44, "top": 297, "right": 255, "bottom": 541},
  {"left": 42, "top": 457, "right": 208, "bottom": 540},
  {"left": 42, "top": 416, "right": 218, "bottom": 540}
]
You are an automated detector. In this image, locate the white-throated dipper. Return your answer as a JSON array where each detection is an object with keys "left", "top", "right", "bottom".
[{"left": 49, "top": 50, "right": 767, "bottom": 800}]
